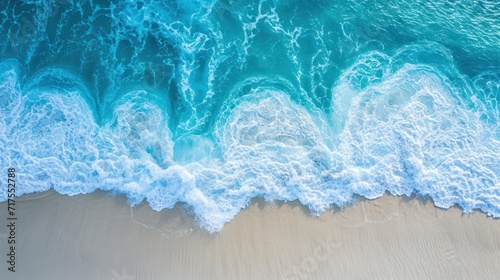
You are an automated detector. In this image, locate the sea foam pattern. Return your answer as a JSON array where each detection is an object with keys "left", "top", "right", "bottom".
[{"left": 1, "top": 0, "right": 499, "bottom": 232}]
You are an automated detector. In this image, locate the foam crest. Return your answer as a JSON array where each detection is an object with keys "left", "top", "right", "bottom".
[
  {"left": 332, "top": 51, "right": 390, "bottom": 131},
  {"left": 103, "top": 90, "right": 174, "bottom": 168},
  {"left": 82, "top": 90, "right": 175, "bottom": 202},
  {"left": 335, "top": 62, "right": 500, "bottom": 215},
  {"left": 472, "top": 71, "right": 500, "bottom": 136},
  {"left": 0, "top": 64, "right": 177, "bottom": 203},
  {"left": 0, "top": 60, "right": 23, "bottom": 134},
  {"left": 8, "top": 85, "right": 99, "bottom": 196},
  {"left": 179, "top": 90, "right": 338, "bottom": 232}
]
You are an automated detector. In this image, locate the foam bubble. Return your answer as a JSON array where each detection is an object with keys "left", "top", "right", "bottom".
[{"left": 333, "top": 56, "right": 500, "bottom": 215}]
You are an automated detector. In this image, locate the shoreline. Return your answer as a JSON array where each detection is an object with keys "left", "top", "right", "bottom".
[{"left": 1, "top": 191, "right": 500, "bottom": 279}]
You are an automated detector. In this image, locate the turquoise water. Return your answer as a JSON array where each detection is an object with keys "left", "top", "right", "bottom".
[{"left": 0, "top": 0, "right": 499, "bottom": 232}]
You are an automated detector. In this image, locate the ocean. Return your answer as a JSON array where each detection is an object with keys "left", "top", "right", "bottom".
[{"left": 0, "top": 0, "right": 499, "bottom": 232}]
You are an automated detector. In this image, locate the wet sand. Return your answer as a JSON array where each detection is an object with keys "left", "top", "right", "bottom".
[{"left": 1, "top": 191, "right": 499, "bottom": 280}]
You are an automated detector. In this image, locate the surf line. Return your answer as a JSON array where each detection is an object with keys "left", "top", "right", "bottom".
[{"left": 6, "top": 167, "right": 17, "bottom": 273}]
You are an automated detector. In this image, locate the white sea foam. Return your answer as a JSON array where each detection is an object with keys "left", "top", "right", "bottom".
[{"left": 1, "top": 44, "right": 500, "bottom": 232}]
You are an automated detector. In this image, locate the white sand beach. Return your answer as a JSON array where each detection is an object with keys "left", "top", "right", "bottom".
[{"left": 1, "top": 191, "right": 499, "bottom": 280}]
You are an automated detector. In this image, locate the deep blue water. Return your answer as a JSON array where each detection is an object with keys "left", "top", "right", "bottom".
[{"left": 0, "top": 0, "right": 499, "bottom": 232}]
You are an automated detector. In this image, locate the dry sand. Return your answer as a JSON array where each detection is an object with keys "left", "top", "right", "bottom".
[{"left": 1, "top": 190, "right": 500, "bottom": 280}]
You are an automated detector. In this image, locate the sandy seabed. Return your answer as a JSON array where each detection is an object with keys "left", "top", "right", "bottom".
[{"left": 1, "top": 190, "right": 499, "bottom": 280}]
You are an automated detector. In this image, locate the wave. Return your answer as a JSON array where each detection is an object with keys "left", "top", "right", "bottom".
[{"left": 1, "top": 0, "right": 500, "bottom": 232}]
